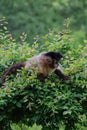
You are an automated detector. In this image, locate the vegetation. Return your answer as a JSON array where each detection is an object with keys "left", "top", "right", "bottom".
[
  {"left": 10, "top": 123, "right": 42, "bottom": 130},
  {"left": 0, "top": 0, "right": 87, "bottom": 42},
  {"left": 0, "top": 18, "right": 87, "bottom": 130},
  {"left": 0, "top": 0, "right": 87, "bottom": 130}
]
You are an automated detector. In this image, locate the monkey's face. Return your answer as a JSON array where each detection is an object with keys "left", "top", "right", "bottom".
[
  {"left": 44, "top": 56, "right": 59, "bottom": 69},
  {"left": 40, "top": 55, "right": 57, "bottom": 69}
]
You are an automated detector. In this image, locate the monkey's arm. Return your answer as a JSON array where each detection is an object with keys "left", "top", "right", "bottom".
[
  {"left": 1, "top": 62, "right": 25, "bottom": 84},
  {"left": 54, "top": 67, "right": 69, "bottom": 80}
]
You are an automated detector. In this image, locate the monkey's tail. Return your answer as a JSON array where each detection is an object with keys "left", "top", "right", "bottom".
[{"left": 1, "top": 62, "right": 25, "bottom": 84}]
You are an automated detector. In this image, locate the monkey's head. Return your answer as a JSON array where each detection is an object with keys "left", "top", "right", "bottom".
[
  {"left": 41, "top": 51, "right": 63, "bottom": 69},
  {"left": 45, "top": 52, "right": 63, "bottom": 61}
]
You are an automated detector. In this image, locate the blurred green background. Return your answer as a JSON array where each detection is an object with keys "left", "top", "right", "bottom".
[{"left": 0, "top": 0, "right": 87, "bottom": 42}]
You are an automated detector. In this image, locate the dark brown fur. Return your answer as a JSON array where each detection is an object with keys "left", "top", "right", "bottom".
[
  {"left": 2, "top": 62, "right": 25, "bottom": 84},
  {"left": 54, "top": 69, "right": 69, "bottom": 80}
]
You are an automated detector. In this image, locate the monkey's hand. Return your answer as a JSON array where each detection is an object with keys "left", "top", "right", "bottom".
[{"left": 63, "top": 75, "right": 70, "bottom": 80}]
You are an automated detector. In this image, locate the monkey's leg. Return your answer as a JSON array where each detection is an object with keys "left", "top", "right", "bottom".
[
  {"left": 37, "top": 73, "right": 46, "bottom": 83},
  {"left": 54, "top": 69, "right": 69, "bottom": 80}
]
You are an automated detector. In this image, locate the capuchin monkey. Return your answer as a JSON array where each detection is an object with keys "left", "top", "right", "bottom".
[{"left": 1, "top": 52, "right": 69, "bottom": 85}]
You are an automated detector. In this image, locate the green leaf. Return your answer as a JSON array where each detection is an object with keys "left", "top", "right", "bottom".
[{"left": 63, "top": 110, "right": 72, "bottom": 115}]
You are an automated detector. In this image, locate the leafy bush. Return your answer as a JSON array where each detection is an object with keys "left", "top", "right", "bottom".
[
  {"left": 0, "top": 22, "right": 87, "bottom": 130},
  {"left": 10, "top": 123, "right": 42, "bottom": 130}
]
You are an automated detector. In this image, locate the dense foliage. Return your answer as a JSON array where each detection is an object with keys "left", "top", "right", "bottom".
[
  {"left": 0, "top": 0, "right": 87, "bottom": 42},
  {"left": 10, "top": 123, "right": 42, "bottom": 130},
  {"left": 0, "top": 20, "right": 87, "bottom": 130}
]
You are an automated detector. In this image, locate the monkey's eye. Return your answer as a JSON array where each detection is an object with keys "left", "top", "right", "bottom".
[{"left": 46, "top": 58, "right": 52, "bottom": 63}]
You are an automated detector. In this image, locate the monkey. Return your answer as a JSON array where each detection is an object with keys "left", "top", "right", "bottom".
[{"left": 1, "top": 51, "right": 69, "bottom": 85}]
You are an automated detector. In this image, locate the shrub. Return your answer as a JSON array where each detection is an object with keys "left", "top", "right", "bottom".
[
  {"left": 0, "top": 22, "right": 87, "bottom": 130},
  {"left": 10, "top": 123, "right": 42, "bottom": 130}
]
